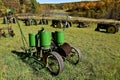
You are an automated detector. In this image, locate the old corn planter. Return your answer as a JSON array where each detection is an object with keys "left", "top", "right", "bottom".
[
  {"left": 26, "top": 28, "right": 82, "bottom": 75},
  {"left": 12, "top": 9, "right": 63, "bottom": 75},
  {"left": 9, "top": 10, "right": 81, "bottom": 75},
  {"left": 28, "top": 29, "right": 64, "bottom": 75}
]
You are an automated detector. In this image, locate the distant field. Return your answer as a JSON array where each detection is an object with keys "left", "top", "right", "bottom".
[
  {"left": 0, "top": 19, "right": 120, "bottom": 80},
  {"left": 17, "top": 10, "right": 120, "bottom": 24}
]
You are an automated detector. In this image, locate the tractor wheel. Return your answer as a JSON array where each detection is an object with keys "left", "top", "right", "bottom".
[
  {"left": 57, "top": 22, "right": 63, "bottom": 28},
  {"left": 34, "top": 20, "right": 37, "bottom": 25},
  {"left": 46, "top": 51, "right": 64, "bottom": 75},
  {"left": 107, "top": 26, "right": 117, "bottom": 33},
  {"left": 26, "top": 20, "right": 30, "bottom": 26},
  {"left": 69, "top": 21, "right": 72, "bottom": 27},
  {"left": 116, "top": 26, "right": 119, "bottom": 32},
  {"left": 95, "top": 28, "right": 100, "bottom": 31},
  {"left": 13, "top": 17, "right": 16, "bottom": 23},
  {"left": 46, "top": 20, "right": 48, "bottom": 25},
  {"left": 67, "top": 46, "right": 82, "bottom": 65},
  {"left": 66, "top": 22, "right": 70, "bottom": 28},
  {"left": 3, "top": 16, "right": 8, "bottom": 24}
]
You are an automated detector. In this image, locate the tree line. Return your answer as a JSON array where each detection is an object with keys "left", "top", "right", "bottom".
[
  {"left": 41, "top": 0, "right": 120, "bottom": 19},
  {"left": 64, "top": 0, "right": 120, "bottom": 19},
  {"left": 0, "top": 0, "right": 120, "bottom": 20},
  {"left": 0, "top": 0, "right": 40, "bottom": 16}
]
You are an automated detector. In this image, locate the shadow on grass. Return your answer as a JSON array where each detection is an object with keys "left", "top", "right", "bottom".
[
  {"left": 11, "top": 50, "right": 65, "bottom": 76},
  {"left": 11, "top": 50, "right": 45, "bottom": 72}
]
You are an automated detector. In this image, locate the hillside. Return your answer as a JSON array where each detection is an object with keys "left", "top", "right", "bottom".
[{"left": 40, "top": 0, "right": 120, "bottom": 19}]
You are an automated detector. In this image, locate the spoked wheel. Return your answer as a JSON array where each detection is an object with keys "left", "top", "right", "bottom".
[
  {"left": 67, "top": 46, "right": 82, "bottom": 65},
  {"left": 46, "top": 51, "right": 64, "bottom": 75},
  {"left": 107, "top": 26, "right": 117, "bottom": 33},
  {"left": 57, "top": 22, "right": 63, "bottom": 28},
  {"left": 26, "top": 20, "right": 30, "bottom": 26}
]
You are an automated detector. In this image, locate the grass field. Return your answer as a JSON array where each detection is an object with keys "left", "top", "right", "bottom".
[{"left": 0, "top": 19, "right": 120, "bottom": 80}]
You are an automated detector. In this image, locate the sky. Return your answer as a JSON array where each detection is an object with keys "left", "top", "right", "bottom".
[
  {"left": 36, "top": 0, "right": 80, "bottom": 4},
  {"left": 36, "top": 0, "right": 98, "bottom": 4}
]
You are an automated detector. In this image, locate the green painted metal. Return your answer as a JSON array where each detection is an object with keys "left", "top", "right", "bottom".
[
  {"left": 55, "top": 31, "right": 64, "bottom": 45},
  {"left": 29, "top": 33, "right": 36, "bottom": 47},
  {"left": 40, "top": 31, "right": 51, "bottom": 49}
]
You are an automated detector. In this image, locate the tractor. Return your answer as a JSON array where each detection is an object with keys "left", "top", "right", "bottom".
[
  {"left": 77, "top": 22, "right": 89, "bottom": 28},
  {"left": 51, "top": 19, "right": 72, "bottom": 28},
  {"left": 0, "top": 26, "right": 15, "bottom": 38},
  {"left": 39, "top": 18, "right": 48, "bottom": 25},
  {"left": 23, "top": 18, "right": 37, "bottom": 26},
  {"left": 3, "top": 9, "right": 16, "bottom": 24},
  {"left": 1, "top": 9, "right": 15, "bottom": 38},
  {"left": 95, "top": 22, "right": 119, "bottom": 33},
  {"left": 39, "top": 15, "right": 49, "bottom": 25}
]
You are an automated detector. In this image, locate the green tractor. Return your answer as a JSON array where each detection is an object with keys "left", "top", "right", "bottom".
[
  {"left": 51, "top": 19, "right": 72, "bottom": 28},
  {"left": 3, "top": 9, "right": 16, "bottom": 24},
  {"left": 95, "top": 22, "right": 119, "bottom": 33},
  {"left": 23, "top": 18, "right": 37, "bottom": 26}
]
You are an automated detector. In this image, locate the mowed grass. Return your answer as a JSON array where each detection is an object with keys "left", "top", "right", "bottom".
[{"left": 0, "top": 19, "right": 120, "bottom": 80}]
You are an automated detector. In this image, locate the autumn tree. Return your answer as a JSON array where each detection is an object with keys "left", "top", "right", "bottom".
[{"left": 0, "top": 0, "right": 7, "bottom": 16}]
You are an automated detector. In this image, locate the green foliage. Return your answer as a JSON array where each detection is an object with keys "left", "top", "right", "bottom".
[
  {"left": 0, "top": 19, "right": 120, "bottom": 79},
  {"left": 0, "top": 0, "right": 120, "bottom": 19},
  {"left": 0, "top": 0, "right": 6, "bottom": 16},
  {"left": 0, "top": 0, "right": 41, "bottom": 15},
  {"left": 43, "top": 0, "right": 120, "bottom": 19}
]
